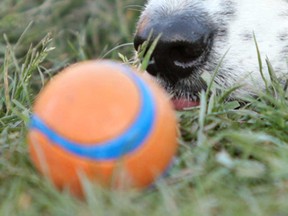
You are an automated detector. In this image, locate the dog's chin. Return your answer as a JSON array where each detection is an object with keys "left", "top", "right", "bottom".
[
  {"left": 172, "top": 98, "right": 200, "bottom": 110},
  {"left": 142, "top": 72, "right": 203, "bottom": 110},
  {"left": 163, "top": 80, "right": 204, "bottom": 110}
]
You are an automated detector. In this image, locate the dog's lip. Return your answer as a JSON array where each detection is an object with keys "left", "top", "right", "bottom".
[{"left": 172, "top": 98, "right": 200, "bottom": 110}]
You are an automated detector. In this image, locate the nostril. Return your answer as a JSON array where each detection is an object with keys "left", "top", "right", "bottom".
[
  {"left": 133, "top": 36, "right": 144, "bottom": 52},
  {"left": 169, "top": 33, "right": 213, "bottom": 65},
  {"left": 133, "top": 34, "right": 155, "bottom": 62},
  {"left": 134, "top": 35, "right": 155, "bottom": 64},
  {"left": 170, "top": 43, "right": 204, "bottom": 63}
]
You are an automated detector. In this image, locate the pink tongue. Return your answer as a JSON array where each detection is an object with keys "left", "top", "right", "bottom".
[{"left": 172, "top": 99, "right": 200, "bottom": 110}]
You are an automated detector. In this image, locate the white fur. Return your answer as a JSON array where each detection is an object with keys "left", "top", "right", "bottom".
[{"left": 216, "top": 0, "right": 288, "bottom": 93}]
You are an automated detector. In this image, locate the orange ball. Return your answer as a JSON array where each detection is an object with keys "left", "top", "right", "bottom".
[{"left": 27, "top": 60, "right": 178, "bottom": 197}]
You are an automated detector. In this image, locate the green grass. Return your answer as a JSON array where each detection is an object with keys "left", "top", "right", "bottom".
[{"left": 1, "top": 1, "right": 288, "bottom": 215}]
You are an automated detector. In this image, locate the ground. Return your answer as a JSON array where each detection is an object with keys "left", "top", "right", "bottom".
[{"left": 0, "top": 1, "right": 288, "bottom": 215}]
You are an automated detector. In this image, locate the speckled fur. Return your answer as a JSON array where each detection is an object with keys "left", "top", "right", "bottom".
[{"left": 135, "top": 0, "right": 288, "bottom": 100}]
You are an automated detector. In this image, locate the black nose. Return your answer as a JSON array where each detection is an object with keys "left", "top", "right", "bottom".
[{"left": 134, "top": 14, "right": 214, "bottom": 83}]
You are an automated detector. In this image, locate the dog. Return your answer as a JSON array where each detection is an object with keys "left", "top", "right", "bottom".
[{"left": 134, "top": 0, "right": 288, "bottom": 109}]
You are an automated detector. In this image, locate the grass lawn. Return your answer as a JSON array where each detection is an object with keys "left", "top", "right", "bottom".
[{"left": 0, "top": 0, "right": 288, "bottom": 215}]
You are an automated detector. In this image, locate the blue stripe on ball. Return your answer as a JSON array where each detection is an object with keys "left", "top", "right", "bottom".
[{"left": 29, "top": 65, "right": 156, "bottom": 161}]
